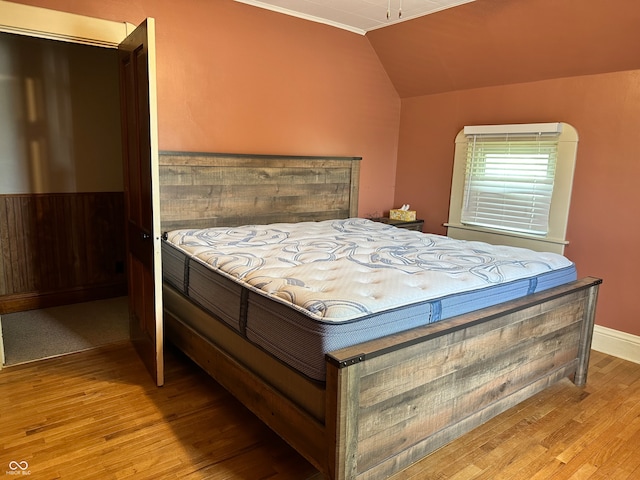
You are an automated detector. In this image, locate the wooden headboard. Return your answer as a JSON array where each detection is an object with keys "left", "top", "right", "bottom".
[{"left": 159, "top": 152, "right": 361, "bottom": 232}]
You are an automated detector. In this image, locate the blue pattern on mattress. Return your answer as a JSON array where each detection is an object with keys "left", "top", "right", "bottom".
[
  {"left": 165, "top": 218, "right": 576, "bottom": 324},
  {"left": 163, "top": 218, "right": 578, "bottom": 380}
]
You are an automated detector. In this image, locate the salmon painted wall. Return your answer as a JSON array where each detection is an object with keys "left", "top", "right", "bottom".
[
  {"left": 396, "top": 70, "right": 640, "bottom": 336},
  {"left": 382, "top": 0, "right": 640, "bottom": 338},
  {"left": 11, "top": 0, "right": 401, "bottom": 217}
]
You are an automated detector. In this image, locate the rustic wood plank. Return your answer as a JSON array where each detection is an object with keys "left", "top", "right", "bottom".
[
  {"left": 356, "top": 302, "right": 585, "bottom": 407},
  {"left": 158, "top": 152, "right": 361, "bottom": 232},
  {"left": 355, "top": 328, "right": 581, "bottom": 473},
  {"left": 161, "top": 211, "right": 352, "bottom": 232},
  {"left": 362, "top": 364, "right": 579, "bottom": 480},
  {"left": 357, "top": 325, "right": 580, "bottom": 440},
  {"left": 160, "top": 190, "right": 350, "bottom": 219},
  {"left": 326, "top": 360, "right": 361, "bottom": 480},
  {"left": 159, "top": 182, "right": 351, "bottom": 200},
  {"left": 573, "top": 281, "right": 599, "bottom": 386},
  {"left": 159, "top": 152, "right": 360, "bottom": 168},
  {"left": 159, "top": 165, "right": 353, "bottom": 186},
  {"left": 348, "top": 161, "right": 360, "bottom": 218}
]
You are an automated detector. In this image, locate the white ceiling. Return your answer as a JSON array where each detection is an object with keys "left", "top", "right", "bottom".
[{"left": 234, "top": 0, "right": 475, "bottom": 35}]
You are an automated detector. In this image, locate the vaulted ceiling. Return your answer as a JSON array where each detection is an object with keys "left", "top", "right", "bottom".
[
  {"left": 367, "top": 0, "right": 640, "bottom": 97},
  {"left": 234, "top": 0, "right": 475, "bottom": 34},
  {"left": 237, "top": 0, "right": 640, "bottom": 99}
]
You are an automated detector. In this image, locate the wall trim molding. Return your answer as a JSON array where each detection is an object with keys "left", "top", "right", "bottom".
[
  {"left": 592, "top": 325, "right": 640, "bottom": 365},
  {"left": 0, "top": 1, "right": 133, "bottom": 47}
]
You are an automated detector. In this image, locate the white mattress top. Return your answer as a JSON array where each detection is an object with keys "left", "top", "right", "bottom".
[{"left": 165, "top": 218, "right": 574, "bottom": 323}]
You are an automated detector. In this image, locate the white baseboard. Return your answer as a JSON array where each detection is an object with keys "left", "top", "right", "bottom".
[{"left": 591, "top": 325, "right": 640, "bottom": 365}]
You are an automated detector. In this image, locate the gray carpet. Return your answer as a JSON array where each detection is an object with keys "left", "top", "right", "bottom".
[{"left": 1, "top": 296, "right": 129, "bottom": 366}]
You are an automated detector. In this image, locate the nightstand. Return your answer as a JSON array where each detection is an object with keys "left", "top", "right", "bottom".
[{"left": 370, "top": 217, "right": 425, "bottom": 232}]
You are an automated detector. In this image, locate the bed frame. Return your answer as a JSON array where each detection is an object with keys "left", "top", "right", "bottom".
[{"left": 159, "top": 151, "right": 601, "bottom": 480}]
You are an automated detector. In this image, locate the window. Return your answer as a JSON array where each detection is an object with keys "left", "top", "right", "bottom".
[
  {"left": 462, "top": 132, "right": 558, "bottom": 235},
  {"left": 447, "top": 123, "right": 578, "bottom": 254}
]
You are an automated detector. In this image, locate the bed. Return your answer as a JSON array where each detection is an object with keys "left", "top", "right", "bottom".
[{"left": 159, "top": 151, "right": 601, "bottom": 480}]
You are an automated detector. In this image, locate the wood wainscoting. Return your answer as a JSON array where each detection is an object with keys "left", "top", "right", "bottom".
[{"left": 0, "top": 192, "right": 127, "bottom": 314}]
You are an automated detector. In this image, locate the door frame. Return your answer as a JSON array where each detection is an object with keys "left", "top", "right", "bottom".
[
  {"left": 0, "top": 3, "right": 162, "bottom": 382},
  {"left": 0, "top": 2, "right": 135, "bottom": 46}
]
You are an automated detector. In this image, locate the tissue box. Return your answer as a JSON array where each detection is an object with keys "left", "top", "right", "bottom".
[{"left": 389, "top": 209, "right": 416, "bottom": 221}]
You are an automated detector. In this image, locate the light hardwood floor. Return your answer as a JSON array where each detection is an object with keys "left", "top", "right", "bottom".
[{"left": 1, "top": 342, "right": 639, "bottom": 479}]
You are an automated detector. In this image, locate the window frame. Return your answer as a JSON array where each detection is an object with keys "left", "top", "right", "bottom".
[{"left": 446, "top": 122, "right": 578, "bottom": 254}]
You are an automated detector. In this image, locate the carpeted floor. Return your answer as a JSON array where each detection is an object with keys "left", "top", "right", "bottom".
[{"left": 1, "top": 296, "right": 129, "bottom": 366}]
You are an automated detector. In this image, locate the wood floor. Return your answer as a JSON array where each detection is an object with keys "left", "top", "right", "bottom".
[{"left": 1, "top": 343, "right": 639, "bottom": 480}]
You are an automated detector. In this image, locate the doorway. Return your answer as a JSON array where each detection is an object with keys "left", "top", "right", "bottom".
[
  {"left": 0, "top": 31, "right": 128, "bottom": 365},
  {"left": 0, "top": 3, "right": 163, "bottom": 385}
]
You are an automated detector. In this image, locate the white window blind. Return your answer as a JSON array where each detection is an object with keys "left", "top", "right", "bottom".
[{"left": 461, "top": 133, "right": 559, "bottom": 235}]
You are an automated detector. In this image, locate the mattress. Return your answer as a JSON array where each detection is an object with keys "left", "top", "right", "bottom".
[{"left": 162, "top": 218, "right": 577, "bottom": 381}]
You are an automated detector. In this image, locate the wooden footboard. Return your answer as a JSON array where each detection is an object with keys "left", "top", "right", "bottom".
[
  {"left": 325, "top": 276, "right": 601, "bottom": 479},
  {"left": 164, "top": 276, "right": 600, "bottom": 480}
]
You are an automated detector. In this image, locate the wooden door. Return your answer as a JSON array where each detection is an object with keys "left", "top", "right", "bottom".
[{"left": 118, "top": 19, "right": 163, "bottom": 386}]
